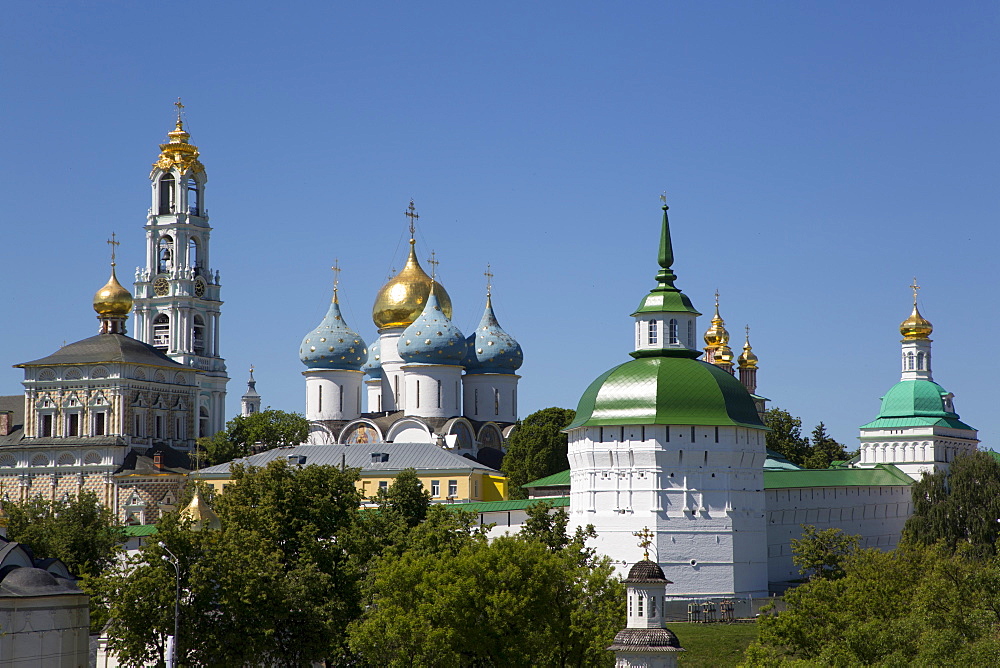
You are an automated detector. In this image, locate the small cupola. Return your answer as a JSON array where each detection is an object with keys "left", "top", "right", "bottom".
[
  {"left": 300, "top": 269, "right": 366, "bottom": 370},
  {"left": 463, "top": 274, "right": 523, "bottom": 374},
  {"left": 398, "top": 288, "right": 466, "bottom": 364}
]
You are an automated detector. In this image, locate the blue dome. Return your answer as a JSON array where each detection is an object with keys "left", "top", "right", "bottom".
[
  {"left": 299, "top": 296, "right": 366, "bottom": 370},
  {"left": 398, "top": 291, "right": 466, "bottom": 364},
  {"left": 362, "top": 337, "right": 383, "bottom": 378},
  {"left": 463, "top": 296, "right": 523, "bottom": 373}
]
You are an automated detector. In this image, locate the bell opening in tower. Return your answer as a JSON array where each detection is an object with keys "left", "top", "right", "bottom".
[
  {"left": 186, "top": 177, "right": 200, "bottom": 216},
  {"left": 153, "top": 314, "right": 170, "bottom": 350},
  {"left": 193, "top": 316, "right": 206, "bottom": 355},
  {"left": 158, "top": 173, "right": 175, "bottom": 214},
  {"left": 189, "top": 237, "right": 200, "bottom": 274},
  {"left": 158, "top": 236, "right": 173, "bottom": 274}
]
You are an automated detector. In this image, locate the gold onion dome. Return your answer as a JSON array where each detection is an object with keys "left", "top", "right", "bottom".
[
  {"left": 372, "top": 240, "right": 452, "bottom": 329},
  {"left": 715, "top": 342, "right": 735, "bottom": 365},
  {"left": 703, "top": 294, "right": 729, "bottom": 347},
  {"left": 738, "top": 330, "right": 758, "bottom": 369},
  {"left": 93, "top": 266, "right": 133, "bottom": 317},
  {"left": 900, "top": 304, "right": 933, "bottom": 340}
]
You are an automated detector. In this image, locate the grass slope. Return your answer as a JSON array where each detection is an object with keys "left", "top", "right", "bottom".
[{"left": 674, "top": 622, "right": 759, "bottom": 668}]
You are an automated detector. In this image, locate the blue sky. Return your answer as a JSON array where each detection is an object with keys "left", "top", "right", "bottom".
[{"left": 2, "top": 2, "right": 997, "bottom": 449}]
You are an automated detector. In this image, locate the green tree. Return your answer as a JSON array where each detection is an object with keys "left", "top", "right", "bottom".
[
  {"left": 763, "top": 407, "right": 810, "bottom": 467},
  {"left": 198, "top": 408, "right": 310, "bottom": 466},
  {"left": 502, "top": 407, "right": 576, "bottom": 499},
  {"left": 903, "top": 450, "right": 1000, "bottom": 557},
  {"left": 374, "top": 467, "right": 431, "bottom": 528},
  {"left": 93, "top": 459, "right": 364, "bottom": 666},
  {"left": 803, "top": 422, "right": 850, "bottom": 469},
  {"left": 5, "top": 491, "right": 125, "bottom": 578},
  {"left": 790, "top": 524, "right": 860, "bottom": 581},
  {"left": 349, "top": 529, "right": 623, "bottom": 667}
]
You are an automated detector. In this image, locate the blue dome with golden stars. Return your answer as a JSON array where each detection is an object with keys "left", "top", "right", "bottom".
[
  {"left": 463, "top": 296, "right": 523, "bottom": 373},
  {"left": 398, "top": 290, "right": 466, "bottom": 364},
  {"left": 362, "top": 337, "right": 383, "bottom": 378},
  {"left": 300, "top": 294, "right": 366, "bottom": 370}
]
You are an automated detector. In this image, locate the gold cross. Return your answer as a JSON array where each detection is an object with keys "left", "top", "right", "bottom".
[
  {"left": 714, "top": 289, "right": 720, "bottom": 308},
  {"left": 633, "top": 527, "right": 655, "bottom": 560},
  {"left": 909, "top": 277, "right": 920, "bottom": 306},
  {"left": 404, "top": 199, "right": 419, "bottom": 238},
  {"left": 331, "top": 259, "right": 341, "bottom": 290},
  {"left": 175, "top": 98, "right": 185, "bottom": 124},
  {"left": 107, "top": 232, "right": 120, "bottom": 266},
  {"left": 484, "top": 264, "right": 493, "bottom": 296},
  {"left": 428, "top": 251, "right": 439, "bottom": 280}
]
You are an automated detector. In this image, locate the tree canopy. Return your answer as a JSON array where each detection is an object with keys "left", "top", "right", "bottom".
[
  {"left": 197, "top": 408, "right": 309, "bottom": 466},
  {"left": 502, "top": 406, "right": 576, "bottom": 499},
  {"left": 903, "top": 450, "right": 1000, "bottom": 558},
  {"left": 764, "top": 408, "right": 850, "bottom": 469},
  {"left": 5, "top": 490, "right": 125, "bottom": 578}
]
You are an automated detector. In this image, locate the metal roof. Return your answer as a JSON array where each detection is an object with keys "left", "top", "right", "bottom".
[
  {"left": 764, "top": 464, "right": 913, "bottom": 489},
  {"left": 522, "top": 469, "right": 571, "bottom": 488},
  {"left": 17, "top": 334, "right": 184, "bottom": 369},
  {"left": 446, "top": 496, "right": 569, "bottom": 513}
]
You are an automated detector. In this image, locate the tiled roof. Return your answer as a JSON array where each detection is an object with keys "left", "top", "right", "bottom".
[
  {"left": 445, "top": 496, "right": 569, "bottom": 513},
  {"left": 17, "top": 334, "right": 183, "bottom": 368},
  {"left": 193, "top": 442, "right": 499, "bottom": 477},
  {"left": 607, "top": 628, "right": 683, "bottom": 652},
  {"left": 764, "top": 464, "right": 913, "bottom": 489},
  {"left": 625, "top": 559, "right": 670, "bottom": 583}
]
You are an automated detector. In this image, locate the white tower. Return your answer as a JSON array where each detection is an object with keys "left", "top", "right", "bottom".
[
  {"left": 857, "top": 280, "right": 979, "bottom": 479},
  {"left": 133, "top": 102, "right": 229, "bottom": 439},
  {"left": 567, "top": 200, "right": 769, "bottom": 597},
  {"left": 241, "top": 366, "right": 261, "bottom": 417}
]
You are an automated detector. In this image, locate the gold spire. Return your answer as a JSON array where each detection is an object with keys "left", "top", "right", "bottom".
[
  {"left": 180, "top": 486, "right": 221, "bottom": 532},
  {"left": 372, "top": 201, "right": 453, "bottom": 329},
  {"left": 900, "top": 277, "right": 933, "bottom": 340},
  {"left": 152, "top": 98, "right": 204, "bottom": 175},
  {"left": 93, "top": 233, "right": 133, "bottom": 318},
  {"left": 738, "top": 324, "right": 758, "bottom": 369}
]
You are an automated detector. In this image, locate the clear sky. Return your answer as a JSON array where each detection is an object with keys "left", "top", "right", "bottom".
[{"left": 2, "top": 2, "right": 997, "bottom": 449}]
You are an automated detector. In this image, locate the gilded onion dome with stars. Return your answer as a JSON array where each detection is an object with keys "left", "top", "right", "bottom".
[
  {"left": 372, "top": 201, "right": 453, "bottom": 330},
  {"left": 362, "top": 337, "right": 383, "bottom": 378},
  {"left": 398, "top": 289, "right": 466, "bottom": 364},
  {"left": 300, "top": 279, "right": 366, "bottom": 370},
  {"left": 464, "top": 279, "right": 523, "bottom": 374}
]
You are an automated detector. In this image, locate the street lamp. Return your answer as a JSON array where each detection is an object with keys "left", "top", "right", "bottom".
[{"left": 158, "top": 541, "right": 180, "bottom": 668}]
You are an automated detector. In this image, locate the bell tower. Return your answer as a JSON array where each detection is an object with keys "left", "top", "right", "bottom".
[{"left": 133, "top": 101, "right": 229, "bottom": 439}]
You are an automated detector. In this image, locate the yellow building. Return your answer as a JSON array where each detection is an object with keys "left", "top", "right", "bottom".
[{"left": 192, "top": 442, "right": 506, "bottom": 503}]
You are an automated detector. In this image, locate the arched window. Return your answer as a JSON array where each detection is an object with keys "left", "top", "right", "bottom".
[
  {"left": 158, "top": 173, "right": 175, "bottom": 214},
  {"left": 916, "top": 352, "right": 925, "bottom": 370},
  {"left": 189, "top": 237, "right": 200, "bottom": 272},
  {"left": 158, "top": 236, "right": 174, "bottom": 274},
  {"left": 668, "top": 319, "right": 679, "bottom": 344},
  {"left": 152, "top": 314, "right": 170, "bottom": 349},
  {"left": 192, "top": 315, "right": 206, "bottom": 355},
  {"left": 907, "top": 352, "right": 915, "bottom": 370},
  {"left": 647, "top": 320, "right": 658, "bottom": 345},
  {"left": 199, "top": 407, "right": 210, "bottom": 439},
  {"left": 186, "top": 177, "right": 200, "bottom": 216}
]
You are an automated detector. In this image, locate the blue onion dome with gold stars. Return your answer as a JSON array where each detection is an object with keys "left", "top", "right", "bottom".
[
  {"left": 398, "top": 289, "right": 466, "bottom": 364},
  {"left": 463, "top": 294, "right": 523, "bottom": 373},
  {"left": 362, "top": 337, "right": 383, "bottom": 378},
  {"left": 299, "top": 288, "right": 366, "bottom": 370}
]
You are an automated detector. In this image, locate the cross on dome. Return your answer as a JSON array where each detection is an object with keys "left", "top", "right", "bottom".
[
  {"left": 404, "top": 199, "right": 419, "bottom": 239},
  {"left": 107, "top": 232, "right": 120, "bottom": 266},
  {"left": 633, "top": 527, "right": 655, "bottom": 560},
  {"left": 428, "top": 251, "right": 439, "bottom": 281},
  {"left": 910, "top": 277, "right": 920, "bottom": 306},
  {"left": 174, "top": 98, "right": 185, "bottom": 125},
  {"left": 484, "top": 263, "right": 493, "bottom": 297}
]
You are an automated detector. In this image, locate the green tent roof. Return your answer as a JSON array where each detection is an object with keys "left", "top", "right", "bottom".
[
  {"left": 567, "top": 354, "right": 765, "bottom": 430},
  {"left": 764, "top": 464, "right": 913, "bottom": 489}
]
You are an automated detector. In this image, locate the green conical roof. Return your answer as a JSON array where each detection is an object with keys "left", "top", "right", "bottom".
[
  {"left": 631, "top": 204, "right": 701, "bottom": 317},
  {"left": 859, "top": 379, "right": 975, "bottom": 431}
]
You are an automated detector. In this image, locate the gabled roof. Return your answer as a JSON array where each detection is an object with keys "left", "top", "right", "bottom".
[
  {"left": 17, "top": 333, "right": 183, "bottom": 369},
  {"left": 764, "top": 464, "right": 913, "bottom": 489},
  {"left": 194, "top": 442, "right": 500, "bottom": 477}
]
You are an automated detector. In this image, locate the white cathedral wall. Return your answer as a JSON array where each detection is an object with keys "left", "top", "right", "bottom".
[
  {"left": 400, "top": 365, "right": 463, "bottom": 418},
  {"left": 765, "top": 485, "right": 912, "bottom": 583},
  {"left": 462, "top": 374, "right": 518, "bottom": 423},
  {"left": 376, "top": 329, "right": 404, "bottom": 412},
  {"left": 567, "top": 424, "right": 769, "bottom": 597},
  {"left": 303, "top": 370, "right": 363, "bottom": 422}
]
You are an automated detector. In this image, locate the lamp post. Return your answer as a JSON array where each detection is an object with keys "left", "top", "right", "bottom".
[{"left": 158, "top": 541, "right": 180, "bottom": 668}]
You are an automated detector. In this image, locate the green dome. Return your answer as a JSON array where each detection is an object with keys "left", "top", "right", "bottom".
[
  {"left": 876, "top": 380, "right": 955, "bottom": 419},
  {"left": 566, "top": 351, "right": 766, "bottom": 430}
]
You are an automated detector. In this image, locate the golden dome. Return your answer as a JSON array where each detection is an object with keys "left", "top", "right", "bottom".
[
  {"left": 900, "top": 304, "right": 933, "bottom": 340},
  {"left": 714, "top": 343, "right": 735, "bottom": 366},
  {"left": 93, "top": 266, "right": 133, "bottom": 317},
  {"left": 738, "top": 329, "right": 758, "bottom": 369},
  {"left": 372, "top": 240, "right": 452, "bottom": 329},
  {"left": 180, "top": 487, "right": 221, "bottom": 532},
  {"left": 703, "top": 293, "right": 729, "bottom": 347}
]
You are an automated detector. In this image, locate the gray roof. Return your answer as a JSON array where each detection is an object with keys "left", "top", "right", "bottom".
[
  {"left": 17, "top": 334, "right": 183, "bottom": 368},
  {"left": 194, "top": 442, "right": 500, "bottom": 476},
  {"left": 0, "top": 395, "right": 24, "bottom": 446}
]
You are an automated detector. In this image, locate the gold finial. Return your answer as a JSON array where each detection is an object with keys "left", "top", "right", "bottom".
[
  {"left": 484, "top": 263, "right": 493, "bottom": 297},
  {"left": 331, "top": 259, "right": 341, "bottom": 302},
  {"left": 107, "top": 232, "right": 120, "bottom": 267},
  {"left": 174, "top": 98, "right": 185, "bottom": 128},
  {"left": 714, "top": 289, "right": 720, "bottom": 310},
  {"left": 249, "top": 364, "right": 254, "bottom": 375},
  {"left": 633, "top": 527, "right": 654, "bottom": 560},
  {"left": 428, "top": 251, "right": 439, "bottom": 281},
  {"left": 910, "top": 277, "right": 920, "bottom": 306},
  {"left": 405, "top": 199, "right": 419, "bottom": 241}
]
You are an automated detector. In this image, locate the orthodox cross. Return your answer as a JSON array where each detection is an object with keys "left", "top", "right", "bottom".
[
  {"left": 633, "top": 527, "right": 655, "bottom": 560},
  {"left": 107, "top": 232, "right": 120, "bottom": 266},
  {"left": 428, "top": 251, "right": 439, "bottom": 281},
  {"left": 484, "top": 263, "right": 493, "bottom": 297},
  {"left": 331, "top": 259, "right": 341, "bottom": 302},
  {"left": 405, "top": 199, "right": 419, "bottom": 238},
  {"left": 714, "top": 289, "right": 720, "bottom": 308},
  {"left": 745, "top": 324, "right": 751, "bottom": 339},
  {"left": 174, "top": 98, "right": 185, "bottom": 124},
  {"left": 910, "top": 277, "right": 920, "bottom": 306}
]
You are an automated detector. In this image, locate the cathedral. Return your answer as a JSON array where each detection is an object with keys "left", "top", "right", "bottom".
[
  {"left": 297, "top": 203, "right": 524, "bottom": 468},
  {"left": 0, "top": 109, "right": 227, "bottom": 524}
]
